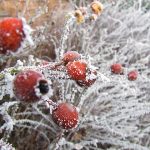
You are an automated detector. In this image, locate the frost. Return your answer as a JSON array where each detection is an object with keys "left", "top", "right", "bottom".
[
  {"left": 0, "top": 0, "right": 150, "bottom": 150},
  {"left": 0, "top": 139, "right": 15, "bottom": 150},
  {"left": 12, "top": 18, "right": 34, "bottom": 56},
  {"left": 22, "top": 17, "right": 34, "bottom": 46},
  {"left": 4, "top": 73, "right": 14, "bottom": 98},
  {"left": 74, "top": 143, "right": 83, "bottom": 150}
]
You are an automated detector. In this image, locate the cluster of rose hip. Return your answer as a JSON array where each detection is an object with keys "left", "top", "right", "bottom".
[
  {"left": 12, "top": 50, "right": 97, "bottom": 129},
  {"left": 0, "top": 1, "right": 104, "bottom": 130},
  {"left": 1, "top": 1, "right": 137, "bottom": 131},
  {"left": 111, "top": 63, "right": 138, "bottom": 81}
]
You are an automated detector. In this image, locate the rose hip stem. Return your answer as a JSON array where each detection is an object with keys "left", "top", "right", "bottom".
[{"left": 44, "top": 99, "right": 58, "bottom": 108}]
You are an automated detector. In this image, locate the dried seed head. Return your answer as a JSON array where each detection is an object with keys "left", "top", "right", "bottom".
[
  {"left": 74, "top": 10, "right": 84, "bottom": 23},
  {"left": 90, "top": 1, "right": 104, "bottom": 15}
]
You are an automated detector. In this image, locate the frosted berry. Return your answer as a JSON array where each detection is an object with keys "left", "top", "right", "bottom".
[
  {"left": 111, "top": 63, "right": 123, "bottom": 74},
  {"left": 52, "top": 103, "right": 78, "bottom": 129},
  {"left": 13, "top": 70, "right": 49, "bottom": 103},
  {"left": 66, "top": 60, "right": 87, "bottom": 80},
  {"left": 76, "top": 70, "right": 97, "bottom": 87},
  {"left": 0, "top": 18, "right": 25, "bottom": 54},
  {"left": 90, "top": 1, "right": 104, "bottom": 15},
  {"left": 62, "top": 51, "right": 81, "bottom": 65},
  {"left": 128, "top": 71, "right": 138, "bottom": 81}
]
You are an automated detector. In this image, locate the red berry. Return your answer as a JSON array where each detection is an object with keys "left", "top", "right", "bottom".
[
  {"left": 13, "top": 70, "right": 49, "bottom": 103},
  {"left": 66, "top": 60, "right": 87, "bottom": 80},
  {"left": 111, "top": 63, "right": 123, "bottom": 74},
  {"left": 62, "top": 51, "right": 81, "bottom": 65},
  {"left": 76, "top": 70, "right": 97, "bottom": 87},
  {"left": 128, "top": 71, "right": 138, "bottom": 81},
  {"left": 52, "top": 103, "right": 78, "bottom": 129},
  {"left": 0, "top": 18, "right": 25, "bottom": 54}
]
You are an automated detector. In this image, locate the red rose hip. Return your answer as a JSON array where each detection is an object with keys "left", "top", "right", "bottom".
[
  {"left": 52, "top": 103, "right": 78, "bottom": 129},
  {"left": 128, "top": 71, "right": 138, "bottom": 81},
  {"left": 66, "top": 60, "right": 87, "bottom": 80},
  {"left": 76, "top": 70, "right": 97, "bottom": 87},
  {"left": 13, "top": 70, "right": 49, "bottom": 103},
  {"left": 62, "top": 51, "right": 81, "bottom": 65},
  {"left": 111, "top": 63, "right": 123, "bottom": 74},
  {"left": 0, "top": 18, "right": 25, "bottom": 54}
]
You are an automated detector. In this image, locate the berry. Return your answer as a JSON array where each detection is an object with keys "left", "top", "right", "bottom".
[
  {"left": 62, "top": 51, "right": 81, "bottom": 65},
  {"left": 76, "top": 70, "right": 97, "bottom": 87},
  {"left": 90, "top": 1, "right": 104, "bottom": 15},
  {"left": 111, "top": 63, "right": 123, "bottom": 74},
  {"left": 66, "top": 60, "right": 87, "bottom": 80},
  {"left": 0, "top": 18, "right": 25, "bottom": 54},
  {"left": 52, "top": 103, "right": 78, "bottom": 129},
  {"left": 128, "top": 71, "right": 138, "bottom": 81},
  {"left": 13, "top": 70, "right": 49, "bottom": 103}
]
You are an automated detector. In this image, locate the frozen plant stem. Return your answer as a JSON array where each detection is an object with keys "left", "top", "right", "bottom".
[
  {"left": 21, "top": 0, "right": 30, "bottom": 17},
  {"left": 57, "top": 16, "right": 75, "bottom": 61}
]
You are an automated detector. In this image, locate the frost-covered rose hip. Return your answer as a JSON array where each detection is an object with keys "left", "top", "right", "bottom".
[
  {"left": 128, "top": 71, "right": 138, "bottom": 81},
  {"left": 0, "top": 18, "right": 25, "bottom": 54},
  {"left": 66, "top": 60, "right": 87, "bottom": 80},
  {"left": 52, "top": 103, "right": 78, "bottom": 129},
  {"left": 13, "top": 70, "right": 49, "bottom": 103},
  {"left": 76, "top": 70, "right": 97, "bottom": 87},
  {"left": 111, "top": 63, "right": 123, "bottom": 74},
  {"left": 62, "top": 51, "right": 81, "bottom": 65}
]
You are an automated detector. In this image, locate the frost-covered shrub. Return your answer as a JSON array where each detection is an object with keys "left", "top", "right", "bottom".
[{"left": 0, "top": 0, "right": 150, "bottom": 150}]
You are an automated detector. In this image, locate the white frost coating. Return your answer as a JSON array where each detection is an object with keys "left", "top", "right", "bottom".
[
  {"left": 15, "top": 60, "right": 24, "bottom": 67},
  {"left": 0, "top": 139, "right": 15, "bottom": 150},
  {"left": 34, "top": 84, "right": 42, "bottom": 98},
  {"left": 12, "top": 17, "right": 34, "bottom": 55},
  {"left": 74, "top": 144, "right": 83, "bottom": 150},
  {"left": 4, "top": 73, "right": 15, "bottom": 98},
  {"left": 21, "top": 17, "right": 34, "bottom": 45},
  {"left": 0, "top": 0, "right": 150, "bottom": 150}
]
